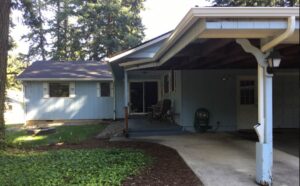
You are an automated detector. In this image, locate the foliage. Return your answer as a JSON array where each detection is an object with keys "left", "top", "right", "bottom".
[
  {"left": 19, "top": 0, "right": 48, "bottom": 61},
  {"left": 0, "top": 148, "right": 151, "bottom": 186},
  {"left": 19, "top": 0, "right": 145, "bottom": 61},
  {"left": 211, "top": 0, "right": 299, "bottom": 6},
  {"left": 6, "top": 56, "right": 26, "bottom": 90},
  {"left": 6, "top": 124, "right": 107, "bottom": 148}
]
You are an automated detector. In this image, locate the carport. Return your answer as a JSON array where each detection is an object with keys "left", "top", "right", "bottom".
[{"left": 119, "top": 7, "right": 299, "bottom": 185}]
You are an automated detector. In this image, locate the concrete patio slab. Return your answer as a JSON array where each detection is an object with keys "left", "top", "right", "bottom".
[{"left": 132, "top": 133, "right": 299, "bottom": 186}]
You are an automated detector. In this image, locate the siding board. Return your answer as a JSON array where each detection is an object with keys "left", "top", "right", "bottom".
[{"left": 25, "top": 82, "right": 113, "bottom": 120}]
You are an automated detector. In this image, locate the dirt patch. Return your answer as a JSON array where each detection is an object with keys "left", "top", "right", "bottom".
[{"left": 36, "top": 139, "right": 203, "bottom": 186}]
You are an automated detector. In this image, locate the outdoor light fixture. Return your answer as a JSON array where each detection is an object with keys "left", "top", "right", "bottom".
[{"left": 267, "top": 50, "right": 282, "bottom": 74}]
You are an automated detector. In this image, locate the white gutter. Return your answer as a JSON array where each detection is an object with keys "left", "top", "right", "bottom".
[{"left": 261, "top": 16, "right": 296, "bottom": 52}]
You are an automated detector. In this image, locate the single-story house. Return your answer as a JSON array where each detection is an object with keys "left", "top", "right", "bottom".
[
  {"left": 18, "top": 7, "right": 299, "bottom": 185},
  {"left": 17, "top": 61, "right": 115, "bottom": 123}
]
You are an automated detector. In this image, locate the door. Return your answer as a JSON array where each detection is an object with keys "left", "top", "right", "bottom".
[
  {"left": 144, "top": 82, "right": 158, "bottom": 112},
  {"left": 237, "top": 77, "right": 258, "bottom": 130},
  {"left": 129, "top": 81, "right": 158, "bottom": 113},
  {"left": 130, "top": 82, "right": 143, "bottom": 113}
]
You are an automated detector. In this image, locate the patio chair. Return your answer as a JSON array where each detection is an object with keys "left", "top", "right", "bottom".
[{"left": 148, "top": 99, "right": 172, "bottom": 122}]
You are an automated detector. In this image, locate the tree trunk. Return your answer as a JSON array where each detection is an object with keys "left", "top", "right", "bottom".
[{"left": 0, "top": 0, "right": 11, "bottom": 149}]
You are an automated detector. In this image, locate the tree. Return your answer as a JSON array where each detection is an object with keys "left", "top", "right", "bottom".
[
  {"left": 211, "top": 0, "right": 299, "bottom": 6},
  {"left": 20, "top": 0, "right": 145, "bottom": 61},
  {"left": 48, "top": 0, "right": 72, "bottom": 60},
  {"left": 7, "top": 56, "right": 26, "bottom": 90},
  {"left": 0, "top": 0, "right": 11, "bottom": 149},
  {"left": 20, "top": 0, "right": 48, "bottom": 62}
]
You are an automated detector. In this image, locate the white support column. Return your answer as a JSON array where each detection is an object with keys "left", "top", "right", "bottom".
[
  {"left": 124, "top": 71, "right": 129, "bottom": 107},
  {"left": 256, "top": 65, "right": 273, "bottom": 185},
  {"left": 257, "top": 65, "right": 265, "bottom": 143},
  {"left": 236, "top": 39, "right": 273, "bottom": 186},
  {"left": 124, "top": 70, "right": 129, "bottom": 134}
]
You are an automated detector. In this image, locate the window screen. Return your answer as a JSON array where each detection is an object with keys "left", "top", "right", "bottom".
[
  {"left": 49, "top": 83, "right": 70, "bottom": 97},
  {"left": 101, "top": 82, "right": 110, "bottom": 97}
]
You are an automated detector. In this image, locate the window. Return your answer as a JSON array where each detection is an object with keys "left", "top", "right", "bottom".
[
  {"left": 100, "top": 82, "right": 111, "bottom": 97},
  {"left": 240, "top": 80, "right": 255, "bottom": 105},
  {"left": 164, "top": 74, "right": 169, "bottom": 94},
  {"left": 49, "top": 83, "right": 70, "bottom": 97}
]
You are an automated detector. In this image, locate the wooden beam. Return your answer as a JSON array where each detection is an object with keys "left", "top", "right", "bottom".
[
  {"left": 187, "top": 42, "right": 246, "bottom": 69},
  {"left": 175, "top": 40, "right": 235, "bottom": 68},
  {"left": 212, "top": 57, "right": 255, "bottom": 69}
]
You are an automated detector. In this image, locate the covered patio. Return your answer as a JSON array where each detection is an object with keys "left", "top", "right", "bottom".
[
  {"left": 110, "top": 7, "right": 299, "bottom": 185},
  {"left": 127, "top": 115, "right": 184, "bottom": 137}
]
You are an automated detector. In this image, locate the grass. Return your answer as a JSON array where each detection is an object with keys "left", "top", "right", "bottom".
[
  {"left": 6, "top": 124, "right": 107, "bottom": 148},
  {"left": 0, "top": 148, "right": 151, "bottom": 186}
]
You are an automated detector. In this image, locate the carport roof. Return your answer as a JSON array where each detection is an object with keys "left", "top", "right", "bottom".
[
  {"left": 115, "top": 7, "right": 299, "bottom": 71},
  {"left": 17, "top": 61, "right": 113, "bottom": 81}
]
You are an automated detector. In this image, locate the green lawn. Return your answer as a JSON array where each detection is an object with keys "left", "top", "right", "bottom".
[
  {"left": 6, "top": 124, "right": 107, "bottom": 148},
  {"left": 2, "top": 124, "right": 152, "bottom": 185},
  {"left": 0, "top": 148, "right": 151, "bottom": 186}
]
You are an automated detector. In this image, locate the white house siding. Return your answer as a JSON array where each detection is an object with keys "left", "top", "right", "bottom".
[
  {"left": 179, "top": 69, "right": 300, "bottom": 132},
  {"left": 128, "top": 41, "right": 165, "bottom": 58},
  {"left": 115, "top": 78, "right": 125, "bottom": 119},
  {"left": 24, "top": 81, "right": 114, "bottom": 120},
  {"left": 273, "top": 73, "right": 300, "bottom": 128},
  {"left": 112, "top": 68, "right": 299, "bottom": 131}
]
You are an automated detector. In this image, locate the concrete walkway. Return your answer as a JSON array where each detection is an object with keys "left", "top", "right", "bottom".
[{"left": 133, "top": 133, "right": 299, "bottom": 186}]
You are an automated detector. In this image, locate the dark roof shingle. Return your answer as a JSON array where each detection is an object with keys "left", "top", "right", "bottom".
[{"left": 17, "top": 61, "right": 112, "bottom": 80}]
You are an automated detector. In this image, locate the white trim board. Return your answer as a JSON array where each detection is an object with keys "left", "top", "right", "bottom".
[{"left": 108, "top": 33, "right": 171, "bottom": 63}]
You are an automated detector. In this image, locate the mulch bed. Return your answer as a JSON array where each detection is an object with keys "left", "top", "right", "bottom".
[{"left": 36, "top": 139, "right": 203, "bottom": 186}]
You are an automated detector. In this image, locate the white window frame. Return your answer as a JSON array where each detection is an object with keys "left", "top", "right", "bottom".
[
  {"left": 43, "top": 82, "right": 75, "bottom": 98},
  {"left": 97, "top": 82, "right": 113, "bottom": 97}
]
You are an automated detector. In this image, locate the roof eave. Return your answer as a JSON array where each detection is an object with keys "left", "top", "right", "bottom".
[
  {"left": 18, "top": 78, "right": 113, "bottom": 81},
  {"left": 123, "top": 7, "right": 300, "bottom": 71},
  {"left": 108, "top": 32, "right": 171, "bottom": 63}
]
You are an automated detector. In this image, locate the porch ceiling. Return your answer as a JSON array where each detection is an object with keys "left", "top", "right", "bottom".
[{"left": 157, "top": 39, "right": 300, "bottom": 70}]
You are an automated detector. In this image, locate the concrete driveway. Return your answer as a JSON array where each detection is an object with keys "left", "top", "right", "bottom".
[{"left": 134, "top": 133, "right": 299, "bottom": 186}]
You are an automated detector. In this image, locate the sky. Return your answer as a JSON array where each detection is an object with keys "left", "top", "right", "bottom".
[{"left": 10, "top": 0, "right": 212, "bottom": 56}]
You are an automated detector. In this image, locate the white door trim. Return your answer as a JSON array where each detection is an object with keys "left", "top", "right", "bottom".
[{"left": 236, "top": 76, "right": 258, "bottom": 130}]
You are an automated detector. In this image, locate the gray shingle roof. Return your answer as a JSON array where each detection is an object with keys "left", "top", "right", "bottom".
[{"left": 17, "top": 61, "right": 112, "bottom": 80}]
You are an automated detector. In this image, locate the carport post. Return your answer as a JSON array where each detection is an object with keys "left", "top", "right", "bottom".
[
  {"left": 236, "top": 39, "right": 273, "bottom": 185},
  {"left": 124, "top": 71, "right": 129, "bottom": 133},
  {"left": 256, "top": 64, "right": 273, "bottom": 186}
]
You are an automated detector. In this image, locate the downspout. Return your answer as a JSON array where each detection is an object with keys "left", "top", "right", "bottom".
[
  {"left": 113, "top": 80, "right": 116, "bottom": 120},
  {"left": 107, "top": 61, "right": 116, "bottom": 120},
  {"left": 22, "top": 82, "right": 27, "bottom": 125},
  {"left": 261, "top": 16, "right": 296, "bottom": 53}
]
